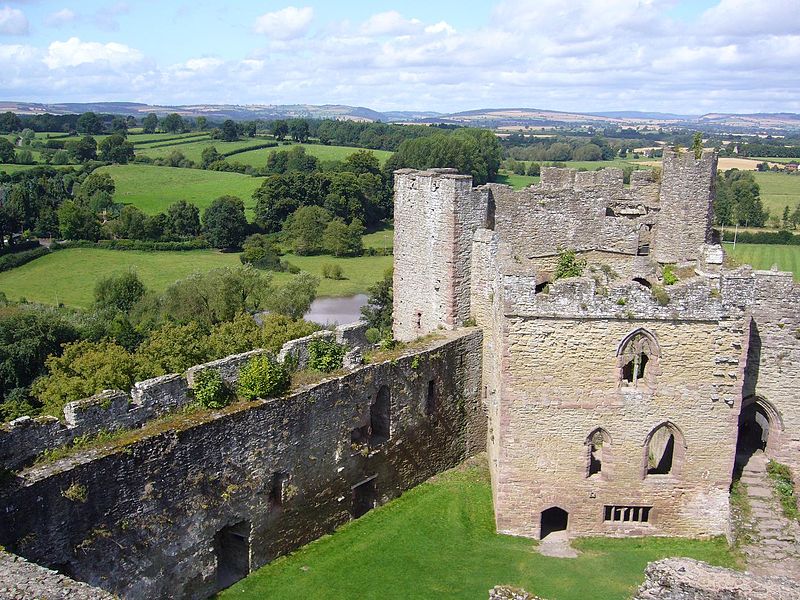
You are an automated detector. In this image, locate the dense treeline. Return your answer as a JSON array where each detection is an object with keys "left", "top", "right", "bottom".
[
  {"left": 719, "top": 229, "right": 800, "bottom": 244},
  {"left": 502, "top": 135, "right": 634, "bottom": 162},
  {"left": 726, "top": 143, "right": 800, "bottom": 159},
  {"left": 713, "top": 169, "right": 769, "bottom": 227}
]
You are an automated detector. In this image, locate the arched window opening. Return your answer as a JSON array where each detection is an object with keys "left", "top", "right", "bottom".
[
  {"left": 618, "top": 329, "right": 659, "bottom": 388},
  {"left": 735, "top": 396, "right": 783, "bottom": 471},
  {"left": 586, "top": 428, "right": 611, "bottom": 478},
  {"left": 369, "top": 385, "right": 391, "bottom": 447},
  {"left": 644, "top": 422, "right": 686, "bottom": 478}
]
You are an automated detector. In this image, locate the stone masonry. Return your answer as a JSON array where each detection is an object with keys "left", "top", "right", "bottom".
[{"left": 393, "top": 148, "right": 799, "bottom": 541}]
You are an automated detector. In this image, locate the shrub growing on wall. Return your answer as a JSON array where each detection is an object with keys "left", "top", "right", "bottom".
[
  {"left": 237, "top": 355, "right": 290, "bottom": 401},
  {"left": 192, "top": 369, "right": 230, "bottom": 409},
  {"left": 307, "top": 338, "right": 346, "bottom": 373},
  {"left": 554, "top": 249, "right": 586, "bottom": 280}
]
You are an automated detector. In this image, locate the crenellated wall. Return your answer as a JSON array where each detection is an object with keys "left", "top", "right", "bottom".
[{"left": 0, "top": 329, "right": 484, "bottom": 600}]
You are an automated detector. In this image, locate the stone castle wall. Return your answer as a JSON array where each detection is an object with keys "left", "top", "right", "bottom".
[{"left": 0, "top": 329, "right": 484, "bottom": 599}]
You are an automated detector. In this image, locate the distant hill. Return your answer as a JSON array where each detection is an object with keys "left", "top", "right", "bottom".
[{"left": 1, "top": 101, "right": 798, "bottom": 132}]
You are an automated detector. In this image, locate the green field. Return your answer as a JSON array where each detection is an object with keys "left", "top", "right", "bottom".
[
  {"left": 727, "top": 243, "right": 800, "bottom": 279},
  {"left": 220, "top": 459, "right": 735, "bottom": 600},
  {"left": 496, "top": 171, "right": 540, "bottom": 189},
  {"left": 362, "top": 223, "right": 394, "bottom": 250},
  {"left": 96, "top": 164, "right": 264, "bottom": 215},
  {"left": 0, "top": 248, "right": 392, "bottom": 307},
  {"left": 752, "top": 171, "right": 800, "bottom": 217}
]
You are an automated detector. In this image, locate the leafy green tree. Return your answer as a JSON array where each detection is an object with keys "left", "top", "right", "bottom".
[
  {"left": 195, "top": 116, "right": 208, "bottom": 131},
  {"left": 161, "top": 113, "right": 185, "bottom": 133},
  {"left": 285, "top": 205, "right": 331, "bottom": 255},
  {"left": 78, "top": 172, "right": 115, "bottom": 201},
  {"left": 19, "top": 128, "right": 35, "bottom": 145},
  {"left": 202, "top": 195, "right": 248, "bottom": 249},
  {"left": 265, "top": 146, "right": 319, "bottom": 174},
  {"left": 99, "top": 133, "right": 135, "bottom": 164},
  {"left": 361, "top": 268, "right": 393, "bottom": 332},
  {"left": 289, "top": 119, "right": 310, "bottom": 142},
  {"left": 323, "top": 217, "right": 363, "bottom": 257},
  {"left": 166, "top": 200, "right": 201, "bottom": 237},
  {"left": 160, "top": 267, "right": 270, "bottom": 326},
  {"left": 135, "top": 321, "right": 210, "bottom": 376},
  {"left": 201, "top": 146, "right": 222, "bottom": 168},
  {"left": 94, "top": 271, "right": 147, "bottom": 313},
  {"left": 527, "top": 162, "right": 541, "bottom": 176},
  {"left": 207, "top": 313, "right": 262, "bottom": 358},
  {"left": 691, "top": 132, "right": 703, "bottom": 159},
  {"left": 77, "top": 112, "right": 104, "bottom": 135},
  {"left": 240, "top": 234, "right": 283, "bottom": 270},
  {"left": 141, "top": 113, "right": 158, "bottom": 133},
  {"left": 15, "top": 149, "right": 34, "bottom": 165},
  {"left": 0, "top": 138, "right": 16, "bottom": 163},
  {"left": 271, "top": 119, "right": 289, "bottom": 141},
  {"left": 221, "top": 119, "right": 239, "bottom": 142},
  {"left": 66, "top": 136, "right": 97, "bottom": 162},
  {"left": 258, "top": 314, "right": 319, "bottom": 352},
  {"left": 0, "top": 111, "right": 22, "bottom": 133},
  {"left": 58, "top": 201, "right": 101, "bottom": 241},
  {"left": 32, "top": 340, "right": 138, "bottom": 417},
  {"left": 573, "top": 143, "right": 603, "bottom": 161},
  {"left": 714, "top": 169, "right": 768, "bottom": 227},
  {"left": 344, "top": 150, "right": 381, "bottom": 176},
  {"left": 264, "top": 272, "right": 319, "bottom": 319},
  {"left": 111, "top": 117, "right": 128, "bottom": 134},
  {"left": 237, "top": 355, "right": 290, "bottom": 400}
]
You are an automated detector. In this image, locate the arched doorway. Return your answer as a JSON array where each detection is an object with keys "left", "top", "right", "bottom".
[
  {"left": 540, "top": 506, "right": 569, "bottom": 539},
  {"left": 735, "top": 396, "right": 781, "bottom": 469}
]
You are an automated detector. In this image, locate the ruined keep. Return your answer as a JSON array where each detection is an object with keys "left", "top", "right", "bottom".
[{"left": 393, "top": 150, "right": 799, "bottom": 540}]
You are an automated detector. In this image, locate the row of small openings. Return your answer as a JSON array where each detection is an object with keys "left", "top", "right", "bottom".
[
  {"left": 586, "top": 422, "right": 682, "bottom": 478},
  {"left": 603, "top": 505, "right": 652, "bottom": 524}
]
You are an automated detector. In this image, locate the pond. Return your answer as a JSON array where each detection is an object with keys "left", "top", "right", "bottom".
[{"left": 303, "top": 294, "right": 368, "bottom": 326}]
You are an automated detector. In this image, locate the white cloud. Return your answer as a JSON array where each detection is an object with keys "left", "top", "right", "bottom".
[
  {"left": 424, "top": 21, "right": 455, "bottom": 36},
  {"left": 43, "top": 37, "right": 143, "bottom": 69},
  {"left": 0, "top": 6, "right": 29, "bottom": 35},
  {"left": 45, "top": 8, "right": 76, "bottom": 27},
  {"left": 361, "top": 11, "right": 421, "bottom": 36},
  {"left": 253, "top": 6, "right": 313, "bottom": 39},
  {"left": 700, "top": 0, "right": 799, "bottom": 36}
]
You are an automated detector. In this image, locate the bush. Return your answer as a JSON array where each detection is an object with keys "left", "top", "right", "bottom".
[
  {"left": 553, "top": 249, "right": 586, "bottom": 280},
  {"left": 237, "top": 354, "right": 290, "bottom": 400},
  {"left": 192, "top": 369, "right": 230, "bottom": 409},
  {"left": 321, "top": 262, "right": 344, "bottom": 280},
  {"left": 719, "top": 229, "right": 800, "bottom": 245},
  {"left": 662, "top": 264, "right": 678, "bottom": 285},
  {"left": 307, "top": 338, "right": 346, "bottom": 372},
  {"left": 0, "top": 246, "right": 49, "bottom": 272}
]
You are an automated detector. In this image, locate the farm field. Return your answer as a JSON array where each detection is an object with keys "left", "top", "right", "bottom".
[
  {"left": 96, "top": 164, "right": 264, "bottom": 214},
  {"left": 220, "top": 458, "right": 736, "bottom": 600},
  {"left": 362, "top": 222, "right": 394, "bottom": 250},
  {"left": 231, "top": 143, "right": 393, "bottom": 168},
  {"left": 727, "top": 243, "right": 800, "bottom": 280},
  {"left": 752, "top": 172, "right": 800, "bottom": 217},
  {"left": 0, "top": 248, "right": 392, "bottom": 308},
  {"left": 496, "top": 171, "right": 539, "bottom": 188}
]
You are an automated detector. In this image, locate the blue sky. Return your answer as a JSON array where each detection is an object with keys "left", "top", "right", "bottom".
[{"left": 0, "top": 0, "right": 797, "bottom": 114}]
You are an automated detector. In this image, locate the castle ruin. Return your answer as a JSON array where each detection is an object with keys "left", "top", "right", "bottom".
[{"left": 393, "top": 149, "right": 799, "bottom": 540}]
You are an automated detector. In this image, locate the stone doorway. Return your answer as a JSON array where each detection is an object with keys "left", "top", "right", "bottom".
[
  {"left": 352, "top": 476, "right": 377, "bottom": 519},
  {"left": 214, "top": 521, "right": 251, "bottom": 591},
  {"left": 736, "top": 397, "right": 779, "bottom": 471},
  {"left": 540, "top": 506, "right": 569, "bottom": 539}
]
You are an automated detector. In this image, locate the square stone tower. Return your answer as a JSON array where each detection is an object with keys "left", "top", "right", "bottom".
[{"left": 392, "top": 168, "right": 489, "bottom": 342}]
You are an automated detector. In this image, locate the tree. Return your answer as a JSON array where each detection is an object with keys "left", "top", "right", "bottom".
[
  {"left": 0, "top": 111, "right": 22, "bottom": 133},
  {"left": 77, "top": 171, "right": 116, "bottom": 214},
  {"left": 94, "top": 271, "right": 147, "bottom": 313},
  {"left": 202, "top": 195, "right": 248, "bottom": 249},
  {"left": 344, "top": 150, "right": 381, "bottom": 176},
  {"left": 206, "top": 312, "right": 262, "bottom": 358},
  {"left": 289, "top": 119, "right": 310, "bottom": 142},
  {"left": 0, "top": 138, "right": 15, "bottom": 163},
  {"left": 691, "top": 132, "right": 703, "bottom": 159},
  {"left": 361, "top": 268, "right": 392, "bottom": 333},
  {"left": 323, "top": 217, "right": 364, "bottom": 257},
  {"left": 134, "top": 321, "right": 210, "bottom": 376},
  {"left": 141, "top": 113, "right": 158, "bottom": 134},
  {"left": 66, "top": 136, "right": 97, "bottom": 162},
  {"left": 285, "top": 205, "right": 332, "bottom": 255},
  {"left": 57, "top": 201, "right": 101, "bottom": 241},
  {"left": 111, "top": 117, "right": 128, "bottom": 135},
  {"left": 221, "top": 119, "right": 239, "bottom": 142},
  {"left": 195, "top": 116, "right": 208, "bottom": 131},
  {"left": 271, "top": 119, "right": 288, "bottom": 141},
  {"left": 15, "top": 149, "right": 34, "bottom": 165},
  {"left": 19, "top": 128, "right": 35, "bottom": 145},
  {"left": 201, "top": 146, "right": 222, "bottom": 168},
  {"left": 240, "top": 234, "right": 283, "bottom": 270},
  {"left": 263, "top": 272, "right": 319, "bottom": 319},
  {"left": 573, "top": 143, "right": 603, "bottom": 161},
  {"left": 161, "top": 113, "right": 185, "bottom": 133},
  {"left": 112, "top": 205, "right": 148, "bottom": 239},
  {"left": 166, "top": 200, "right": 200, "bottom": 237},
  {"left": 98, "top": 133, "right": 135, "bottom": 164},
  {"left": 77, "top": 112, "right": 103, "bottom": 135}
]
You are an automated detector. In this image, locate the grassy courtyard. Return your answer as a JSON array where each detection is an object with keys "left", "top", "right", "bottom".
[
  {"left": 0, "top": 248, "right": 392, "bottom": 308},
  {"left": 219, "top": 459, "right": 736, "bottom": 600}
]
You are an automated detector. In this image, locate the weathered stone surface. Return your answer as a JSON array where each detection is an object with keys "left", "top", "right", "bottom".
[
  {"left": 489, "top": 585, "right": 546, "bottom": 600},
  {"left": 0, "top": 330, "right": 484, "bottom": 600},
  {"left": 633, "top": 558, "right": 800, "bottom": 599},
  {"left": 0, "top": 549, "right": 114, "bottom": 600}
]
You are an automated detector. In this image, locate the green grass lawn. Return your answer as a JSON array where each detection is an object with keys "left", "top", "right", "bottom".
[
  {"left": 727, "top": 243, "right": 800, "bottom": 279},
  {"left": 135, "top": 138, "right": 271, "bottom": 162},
  {"left": 219, "top": 459, "right": 736, "bottom": 600},
  {"left": 96, "top": 164, "right": 265, "bottom": 215},
  {"left": 496, "top": 171, "right": 540, "bottom": 189},
  {"left": 362, "top": 222, "right": 394, "bottom": 250},
  {"left": 752, "top": 172, "right": 800, "bottom": 217},
  {"left": 0, "top": 248, "right": 392, "bottom": 308}
]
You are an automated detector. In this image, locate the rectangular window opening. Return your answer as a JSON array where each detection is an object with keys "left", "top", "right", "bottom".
[{"left": 604, "top": 505, "right": 652, "bottom": 524}]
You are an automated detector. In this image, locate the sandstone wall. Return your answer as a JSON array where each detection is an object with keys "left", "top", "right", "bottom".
[
  {"left": 393, "top": 169, "right": 488, "bottom": 341},
  {"left": 493, "top": 313, "right": 746, "bottom": 539},
  {"left": 0, "top": 330, "right": 483, "bottom": 600}
]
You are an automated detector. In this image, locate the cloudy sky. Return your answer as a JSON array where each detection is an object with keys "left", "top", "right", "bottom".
[{"left": 0, "top": 0, "right": 798, "bottom": 114}]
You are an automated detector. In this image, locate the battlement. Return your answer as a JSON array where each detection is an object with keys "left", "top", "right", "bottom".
[{"left": 0, "top": 322, "right": 369, "bottom": 471}]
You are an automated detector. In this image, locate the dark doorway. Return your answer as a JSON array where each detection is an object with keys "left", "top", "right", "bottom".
[
  {"left": 352, "top": 476, "right": 377, "bottom": 519},
  {"left": 735, "top": 400, "right": 772, "bottom": 471},
  {"left": 214, "top": 521, "right": 250, "bottom": 591},
  {"left": 540, "top": 506, "right": 569, "bottom": 539}
]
